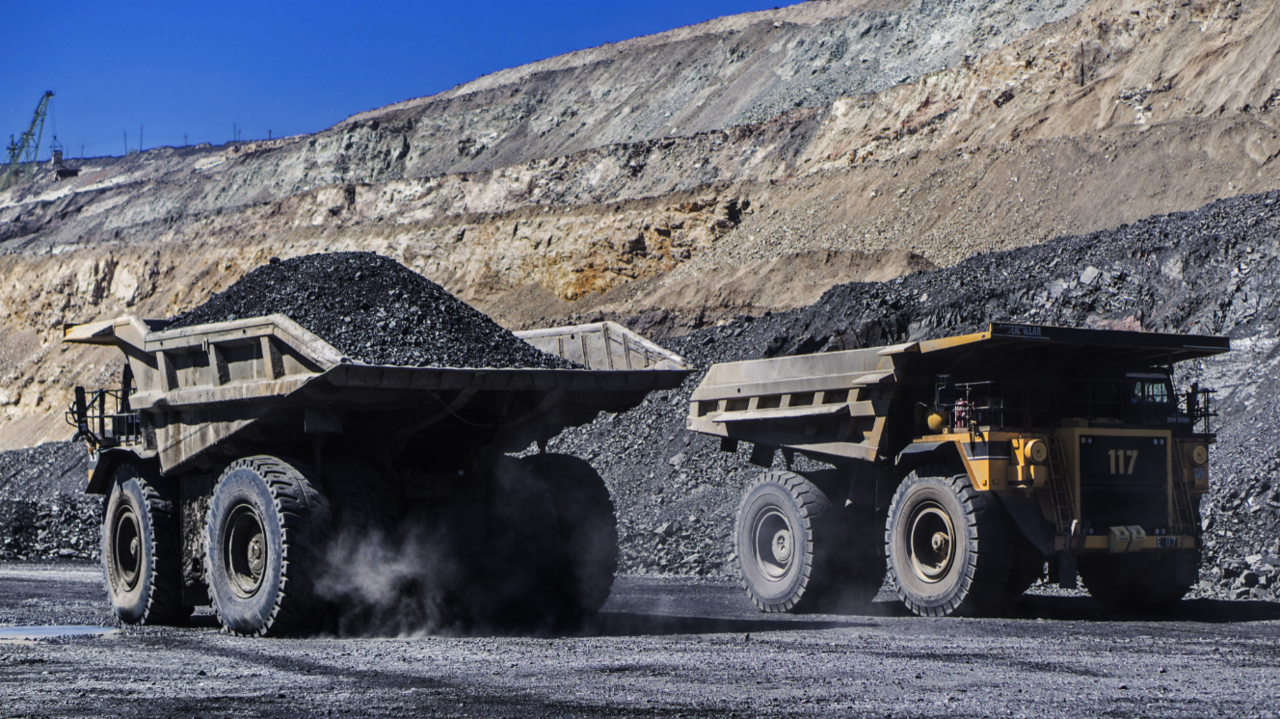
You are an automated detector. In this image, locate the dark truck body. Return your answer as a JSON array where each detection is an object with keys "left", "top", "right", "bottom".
[
  {"left": 66, "top": 314, "right": 689, "bottom": 634},
  {"left": 688, "top": 322, "right": 1228, "bottom": 616}
]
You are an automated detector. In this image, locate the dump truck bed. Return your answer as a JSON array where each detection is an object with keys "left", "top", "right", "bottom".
[
  {"left": 687, "top": 322, "right": 1230, "bottom": 463},
  {"left": 66, "top": 314, "right": 690, "bottom": 477}
]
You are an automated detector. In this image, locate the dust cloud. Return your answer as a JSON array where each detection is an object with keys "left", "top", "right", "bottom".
[{"left": 316, "top": 457, "right": 589, "bottom": 637}]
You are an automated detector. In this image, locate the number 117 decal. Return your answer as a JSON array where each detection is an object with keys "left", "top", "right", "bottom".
[{"left": 1109, "top": 449, "right": 1138, "bottom": 475}]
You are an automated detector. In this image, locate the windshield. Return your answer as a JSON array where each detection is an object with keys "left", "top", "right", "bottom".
[{"left": 1125, "top": 375, "right": 1173, "bottom": 406}]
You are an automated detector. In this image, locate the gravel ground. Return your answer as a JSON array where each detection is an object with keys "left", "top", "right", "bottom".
[
  {"left": 166, "top": 252, "right": 573, "bottom": 369},
  {"left": 2, "top": 562, "right": 1278, "bottom": 719}
]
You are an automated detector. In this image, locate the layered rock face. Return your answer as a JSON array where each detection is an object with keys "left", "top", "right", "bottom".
[{"left": 1, "top": 0, "right": 1279, "bottom": 451}]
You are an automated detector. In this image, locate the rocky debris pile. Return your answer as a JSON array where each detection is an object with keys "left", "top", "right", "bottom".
[
  {"left": 554, "top": 190, "right": 1280, "bottom": 599},
  {"left": 167, "top": 252, "right": 574, "bottom": 369},
  {"left": 1205, "top": 553, "right": 1280, "bottom": 602},
  {"left": 0, "top": 494, "right": 101, "bottom": 561},
  {"left": 0, "top": 442, "right": 98, "bottom": 561},
  {"left": 1195, "top": 330, "right": 1280, "bottom": 601}
]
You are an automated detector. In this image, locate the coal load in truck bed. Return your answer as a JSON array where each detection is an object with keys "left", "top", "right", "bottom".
[{"left": 166, "top": 252, "right": 575, "bottom": 369}]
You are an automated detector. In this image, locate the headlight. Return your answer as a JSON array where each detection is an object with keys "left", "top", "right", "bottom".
[
  {"left": 1023, "top": 439, "right": 1048, "bottom": 464},
  {"left": 1190, "top": 444, "right": 1208, "bottom": 466}
]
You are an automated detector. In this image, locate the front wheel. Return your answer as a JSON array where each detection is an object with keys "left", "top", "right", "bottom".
[
  {"left": 102, "top": 463, "right": 190, "bottom": 625},
  {"left": 204, "top": 456, "right": 332, "bottom": 636},
  {"left": 884, "top": 465, "right": 1015, "bottom": 617}
]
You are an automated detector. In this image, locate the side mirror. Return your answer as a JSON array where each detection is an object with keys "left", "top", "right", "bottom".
[{"left": 74, "top": 386, "right": 88, "bottom": 433}]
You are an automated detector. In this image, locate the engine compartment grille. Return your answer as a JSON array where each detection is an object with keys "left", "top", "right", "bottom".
[{"left": 1077, "top": 434, "right": 1169, "bottom": 532}]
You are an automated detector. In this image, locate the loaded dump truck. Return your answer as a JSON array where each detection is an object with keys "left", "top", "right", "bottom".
[
  {"left": 687, "top": 322, "right": 1228, "bottom": 617},
  {"left": 64, "top": 314, "right": 689, "bottom": 635}
]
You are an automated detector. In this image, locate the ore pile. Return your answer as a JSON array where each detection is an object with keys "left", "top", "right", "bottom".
[
  {"left": 552, "top": 190, "right": 1280, "bottom": 600},
  {"left": 167, "top": 252, "right": 574, "bottom": 369},
  {"left": 0, "top": 442, "right": 98, "bottom": 561}
]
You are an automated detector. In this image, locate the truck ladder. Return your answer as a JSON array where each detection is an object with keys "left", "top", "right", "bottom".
[
  {"left": 1170, "top": 471, "right": 1197, "bottom": 536},
  {"left": 1046, "top": 437, "right": 1076, "bottom": 533}
]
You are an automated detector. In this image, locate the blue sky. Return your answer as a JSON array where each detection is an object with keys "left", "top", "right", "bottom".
[{"left": 3, "top": 1, "right": 785, "bottom": 160}]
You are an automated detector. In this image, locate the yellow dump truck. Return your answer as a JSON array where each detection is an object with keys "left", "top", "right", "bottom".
[{"left": 686, "top": 322, "right": 1228, "bottom": 616}]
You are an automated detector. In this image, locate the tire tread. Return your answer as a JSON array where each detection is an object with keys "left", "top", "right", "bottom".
[
  {"left": 525, "top": 453, "right": 619, "bottom": 617},
  {"left": 205, "top": 456, "right": 332, "bottom": 637},
  {"left": 128, "top": 468, "right": 189, "bottom": 625},
  {"left": 884, "top": 464, "right": 1017, "bottom": 617},
  {"left": 737, "top": 470, "right": 836, "bottom": 613}
]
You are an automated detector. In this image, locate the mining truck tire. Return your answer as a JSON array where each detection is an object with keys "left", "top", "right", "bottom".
[
  {"left": 736, "top": 471, "right": 846, "bottom": 613},
  {"left": 458, "top": 455, "right": 569, "bottom": 628},
  {"left": 1078, "top": 550, "right": 1197, "bottom": 612},
  {"left": 320, "top": 455, "right": 399, "bottom": 535},
  {"left": 885, "top": 465, "right": 1015, "bottom": 617},
  {"left": 315, "top": 455, "right": 401, "bottom": 634},
  {"left": 102, "top": 463, "right": 191, "bottom": 625},
  {"left": 205, "top": 456, "right": 332, "bottom": 636},
  {"left": 523, "top": 453, "right": 619, "bottom": 616}
]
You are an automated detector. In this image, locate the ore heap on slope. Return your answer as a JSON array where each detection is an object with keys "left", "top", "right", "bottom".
[
  {"left": 167, "top": 252, "right": 574, "bottom": 369},
  {"left": 0, "top": 442, "right": 98, "bottom": 561}
]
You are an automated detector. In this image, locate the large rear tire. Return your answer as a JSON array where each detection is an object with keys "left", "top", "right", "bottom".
[
  {"left": 319, "top": 455, "right": 398, "bottom": 535},
  {"left": 884, "top": 465, "right": 1014, "bottom": 617},
  {"left": 1079, "top": 550, "right": 1197, "bottom": 612},
  {"left": 467, "top": 455, "right": 567, "bottom": 628},
  {"left": 314, "top": 455, "right": 401, "bottom": 634},
  {"left": 204, "top": 456, "right": 332, "bottom": 636},
  {"left": 102, "top": 463, "right": 190, "bottom": 626},
  {"left": 523, "top": 453, "right": 618, "bottom": 616},
  {"left": 736, "top": 471, "right": 844, "bottom": 613}
]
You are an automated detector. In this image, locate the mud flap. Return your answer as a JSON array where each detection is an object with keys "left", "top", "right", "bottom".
[
  {"left": 1055, "top": 551, "right": 1078, "bottom": 590},
  {"left": 749, "top": 443, "right": 777, "bottom": 467},
  {"left": 853, "top": 464, "right": 894, "bottom": 511},
  {"left": 1175, "top": 550, "right": 1199, "bottom": 587},
  {"left": 994, "top": 493, "right": 1055, "bottom": 556}
]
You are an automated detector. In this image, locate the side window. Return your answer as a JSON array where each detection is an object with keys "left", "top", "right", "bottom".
[
  {"left": 1127, "top": 379, "right": 1171, "bottom": 405},
  {"left": 1144, "top": 381, "right": 1170, "bottom": 405}
]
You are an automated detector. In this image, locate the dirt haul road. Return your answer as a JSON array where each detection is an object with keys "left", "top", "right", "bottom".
[{"left": 2, "top": 563, "right": 1278, "bottom": 718}]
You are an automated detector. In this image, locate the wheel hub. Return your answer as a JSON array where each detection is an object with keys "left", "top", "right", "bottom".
[
  {"left": 225, "top": 504, "right": 268, "bottom": 598},
  {"left": 908, "top": 503, "right": 956, "bottom": 584},
  {"left": 753, "top": 508, "right": 795, "bottom": 581},
  {"left": 112, "top": 506, "right": 142, "bottom": 591},
  {"left": 772, "top": 530, "right": 792, "bottom": 563},
  {"left": 248, "top": 536, "right": 265, "bottom": 575}
]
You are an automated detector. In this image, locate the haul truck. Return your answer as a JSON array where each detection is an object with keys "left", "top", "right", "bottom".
[
  {"left": 687, "top": 323, "right": 1228, "bottom": 616},
  {"left": 64, "top": 315, "right": 689, "bottom": 635}
]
